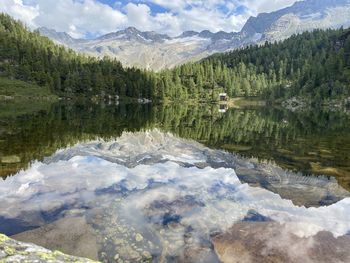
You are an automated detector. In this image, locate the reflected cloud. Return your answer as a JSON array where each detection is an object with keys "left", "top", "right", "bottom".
[{"left": 1, "top": 130, "right": 349, "bottom": 262}]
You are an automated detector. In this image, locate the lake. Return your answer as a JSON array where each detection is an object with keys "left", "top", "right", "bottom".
[{"left": 0, "top": 101, "right": 350, "bottom": 262}]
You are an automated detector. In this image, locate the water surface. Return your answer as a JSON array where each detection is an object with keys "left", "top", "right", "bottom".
[{"left": 0, "top": 101, "right": 349, "bottom": 262}]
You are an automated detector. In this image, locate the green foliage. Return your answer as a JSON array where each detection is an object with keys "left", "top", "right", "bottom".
[
  {"left": 1, "top": 13, "right": 349, "bottom": 102},
  {"left": 0, "top": 13, "right": 156, "bottom": 100},
  {"left": 159, "top": 28, "right": 350, "bottom": 102},
  {"left": 1, "top": 102, "right": 349, "bottom": 189},
  {"left": 0, "top": 77, "right": 56, "bottom": 99}
]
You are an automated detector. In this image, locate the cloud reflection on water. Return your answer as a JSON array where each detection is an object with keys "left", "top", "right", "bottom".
[{"left": 1, "top": 130, "right": 349, "bottom": 262}]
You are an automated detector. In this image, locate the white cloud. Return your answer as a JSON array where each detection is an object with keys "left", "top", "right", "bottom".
[
  {"left": 0, "top": 0, "right": 299, "bottom": 38},
  {"left": 138, "top": 0, "right": 299, "bottom": 35},
  {"left": 33, "top": 0, "right": 127, "bottom": 38},
  {"left": 0, "top": 0, "right": 39, "bottom": 28},
  {"left": 125, "top": 3, "right": 153, "bottom": 30},
  {"left": 1, "top": 0, "right": 127, "bottom": 38},
  {"left": 243, "top": 0, "right": 298, "bottom": 14}
]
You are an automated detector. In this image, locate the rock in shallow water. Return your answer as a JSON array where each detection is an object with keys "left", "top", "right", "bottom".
[
  {"left": 11, "top": 216, "right": 99, "bottom": 261},
  {"left": 0, "top": 233, "right": 98, "bottom": 262},
  {"left": 212, "top": 222, "right": 350, "bottom": 263},
  {"left": 135, "top": 233, "right": 143, "bottom": 242}
]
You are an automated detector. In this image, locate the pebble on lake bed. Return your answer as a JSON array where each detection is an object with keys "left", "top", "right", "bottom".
[{"left": 135, "top": 233, "right": 143, "bottom": 242}]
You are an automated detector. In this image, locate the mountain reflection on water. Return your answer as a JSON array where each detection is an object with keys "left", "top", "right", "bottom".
[
  {"left": 0, "top": 101, "right": 350, "bottom": 262},
  {"left": 1, "top": 102, "right": 349, "bottom": 190},
  {"left": 0, "top": 130, "right": 350, "bottom": 263}
]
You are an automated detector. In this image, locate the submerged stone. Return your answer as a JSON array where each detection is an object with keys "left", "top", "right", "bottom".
[
  {"left": 12, "top": 216, "right": 99, "bottom": 260},
  {"left": 135, "top": 233, "right": 143, "bottom": 242},
  {"left": 0, "top": 233, "right": 99, "bottom": 262},
  {"left": 118, "top": 245, "right": 140, "bottom": 259},
  {"left": 142, "top": 251, "right": 152, "bottom": 259},
  {"left": 212, "top": 222, "right": 350, "bottom": 263}
]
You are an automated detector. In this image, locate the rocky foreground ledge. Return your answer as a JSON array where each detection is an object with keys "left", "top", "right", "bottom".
[{"left": 0, "top": 234, "right": 99, "bottom": 263}]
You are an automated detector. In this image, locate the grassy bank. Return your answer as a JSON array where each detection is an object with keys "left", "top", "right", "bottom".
[
  {"left": 0, "top": 77, "right": 58, "bottom": 100},
  {"left": 227, "top": 97, "right": 266, "bottom": 108}
]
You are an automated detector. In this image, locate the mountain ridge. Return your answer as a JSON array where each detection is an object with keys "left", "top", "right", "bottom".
[
  {"left": 38, "top": 26, "right": 235, "bottom": 43},
  {"left": 38, "top": 0, "right": 350, "bottom": 71}
]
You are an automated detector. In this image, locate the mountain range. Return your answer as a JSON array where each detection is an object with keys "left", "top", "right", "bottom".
[{"left": 39, "top": 0, "right": 350, "bottom": 71}]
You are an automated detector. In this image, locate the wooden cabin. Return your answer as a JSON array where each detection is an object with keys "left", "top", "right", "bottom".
[
  {"left": 219, "top": 104, "right": 228, "bottom": 113},
  {"left": 219, "top": 93, "right": 228, "bottom": 101}
]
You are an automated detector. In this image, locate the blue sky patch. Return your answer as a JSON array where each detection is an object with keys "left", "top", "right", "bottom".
[{"left": 1, "top": 0, "right": 299, "bottom": 38}]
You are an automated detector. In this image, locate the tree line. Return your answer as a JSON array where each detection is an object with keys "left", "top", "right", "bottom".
[
  {"left": 0, "top": 13, "right": 155, "bottom": 100},
  {"left": 1, "top": 13, "right": 350, "bottom": 102},
  {"left": 159, "top": 28, "right": 350, "bottom": 101}
]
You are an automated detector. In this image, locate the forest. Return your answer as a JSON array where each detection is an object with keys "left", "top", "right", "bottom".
[
  {"left": 0, "top": 13, "right": 155, "bottom": 100},
  {"left": 161, "top": 28, "right": 350, "bottom": 101},
  {"left": 1, "top": 13, "right": 350, "bottom": 102}
]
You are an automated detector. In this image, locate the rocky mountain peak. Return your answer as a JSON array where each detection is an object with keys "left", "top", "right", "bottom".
[
  {"left": 242, "top": 0, "right": 350, "bottom": 36},
  {"left": 198, "top": 30, "right": 214, "bottom": 38},
  {"left": 37, "top": 0, "right": 350, "bottom": 71},
  {"left": 97, "top": 27, "right": 170, "bottom": 43},
  {"left": 124, "top": 26, "right": 139, "bottom": 33},
  {"left": 142, "top": 30, "right": 171, "bottom": 42},
  {"left": 38, "top": 27, "right": 77, "bottom": 45},
  {"left": 176, "top": 31, "right": 199, "bottom": 38}
]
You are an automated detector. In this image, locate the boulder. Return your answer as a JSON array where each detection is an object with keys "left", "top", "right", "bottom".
[
  {"left": 12, "top": 216, "right": 99, "bottom": 261},
  {"left": 212, "top": 222, "right": 350, "bottom": 263},
  {"left": 0, "top": 233, "right": 98, "bottom": 262}
]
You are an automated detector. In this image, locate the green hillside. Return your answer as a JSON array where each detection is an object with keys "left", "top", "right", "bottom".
[
  {"left": 0, "top": 13, "right": 155, "bottom": 100},
  {"left": 0, "top": 77, "right": 57, "bottom": 100},
  {"left": 159, "top": 28, "right": 350, "bottom": 102},
  {"left": 1, "top": 13, "right": 349, "bottom": 103}
]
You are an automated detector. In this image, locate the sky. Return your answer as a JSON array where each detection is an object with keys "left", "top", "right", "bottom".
[{"left": 1, "top": 0, "right": 299, "bottom": 38}]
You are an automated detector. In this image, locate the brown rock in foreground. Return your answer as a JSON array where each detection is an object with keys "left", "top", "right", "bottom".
[
  {"left": 212, "top": 222, "right": 350, "bottom": 263},
  {"left": 12, "top": 216, "right": 99, "bottom": 261},
  {"left": 0, "top": 233, "right": 98, "bottom": 263}
]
